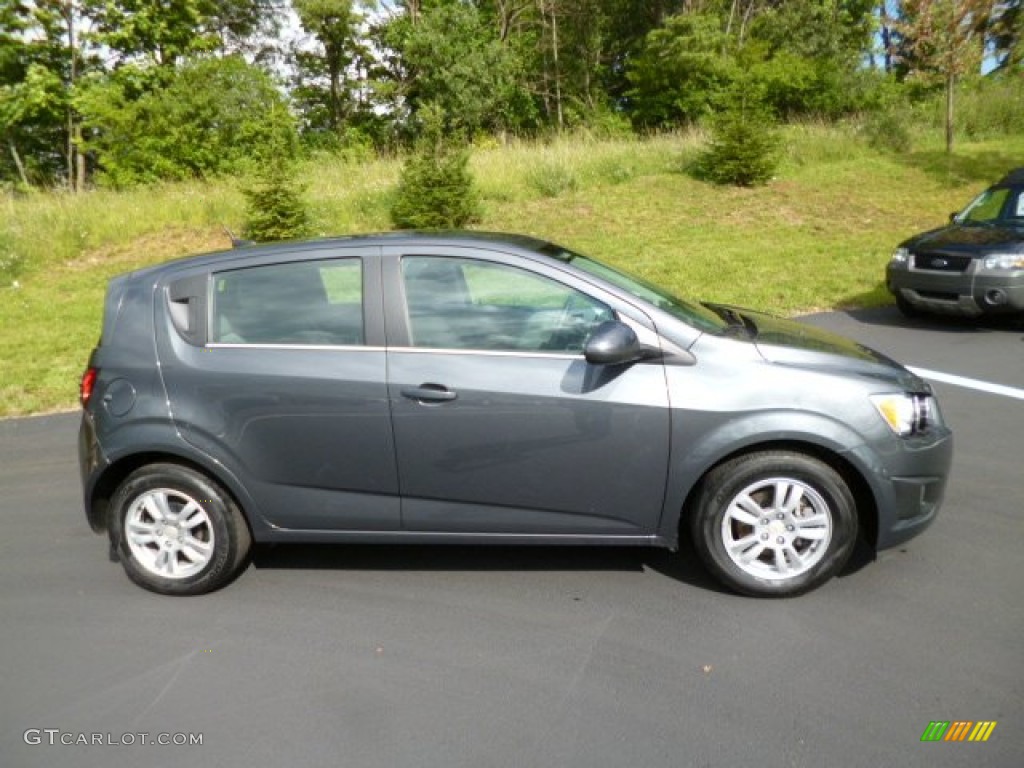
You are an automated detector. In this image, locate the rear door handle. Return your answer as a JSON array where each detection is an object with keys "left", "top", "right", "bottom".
[{"left": 401, "top": 384, "right": 457, "bottom": 403}]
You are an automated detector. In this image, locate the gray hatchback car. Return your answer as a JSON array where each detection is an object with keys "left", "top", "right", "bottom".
[{"left": 79, "top": 232, "right": 953, "bottom": 597}]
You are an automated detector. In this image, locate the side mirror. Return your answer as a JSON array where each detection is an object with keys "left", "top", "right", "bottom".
[
  {"left": 584, "top": 321, "right": 648, "bottom": 365},
  {"left": 949, "top": 212, "right": 959, "bottom": 223}
]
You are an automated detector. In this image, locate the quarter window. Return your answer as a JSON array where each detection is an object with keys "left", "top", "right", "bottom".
[
  {"left": 401, "top": 256, "right": 613, "bottom": 352},
  {"left": 212, "top": 259, "right": 363, "bottom": 345}
]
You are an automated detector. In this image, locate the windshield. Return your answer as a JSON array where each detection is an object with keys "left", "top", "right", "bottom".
[
  {"left": 956, "top": 186, "right": 1024, "bottom": 225},
  {"left": 541, "top": 245, "right": 727, "bottom": 333}
]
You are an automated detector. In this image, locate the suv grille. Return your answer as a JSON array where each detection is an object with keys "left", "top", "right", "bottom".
[{"left": 913, "top": 253, "right": 972, "bottom": 272}]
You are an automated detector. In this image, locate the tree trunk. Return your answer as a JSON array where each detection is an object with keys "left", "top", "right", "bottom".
[
  {"left": 945, "top": 72, "right": 955, "bottom": 154},
  {"left": 9, "top": 141, "right": 30, "bottom": 188},
  {"left": 550, "top": 2, "right": 563, "bottom": 132},
  {"left": 66, "top": 0, "right": 80, "bottom": 192},
  {"left": 879, "top": 0, "right": 892, "bottom": 74},
  {"left": 75, "top": 124, "right": 86, "bottom": 191}
]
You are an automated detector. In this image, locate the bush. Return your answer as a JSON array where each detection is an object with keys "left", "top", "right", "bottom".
[
  {"left": 862, "top": 111, "right": 913, "bottom": 154},
  {"left": 693, "top": 93, "right": 780, "bottom": 186},
  {"left": 528, "top": 161, "right": 579, "bottom": 197},
  {"left": 243, "top": 155, "right": 311, "bottom": 243},
  {"left": 953, "top": 76, "right": 1024, "bottom": 139},
  {"left": 390, "top": 107, "right": 481, "bottom": 229},
  {"left": 79, "top": 56, "right": 298, "bottom": 187}
]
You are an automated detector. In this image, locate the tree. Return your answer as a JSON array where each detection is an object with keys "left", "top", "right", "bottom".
[
  {"left": 78, "top": 56, "right": 297, "bottom": 186},
  {"left": 626, "top": 13, "right": 736, "bottom": 128},
  {"left": 988, "top": 0, "right": 1023, "bottom": 70},
  {"left": 692, "top": 85, "right": 779, "bottom": 186},
  {"left": 243, "top": 152, "right": 311, "bottom": 242},
  {"left": 894, "top": 0, "right": 993, "bottom": 152},
  {"left": 377, "top": 2, "right": 535, "bottom": 138},
  {"left": 390, "top": 104, "right": 481, "bottom": 229},
  {"left": 293, "top": 0, "right": 366, "bottom": 136},
  {"left": 0, "top": 0, "right": 94, "bottom": 189}
]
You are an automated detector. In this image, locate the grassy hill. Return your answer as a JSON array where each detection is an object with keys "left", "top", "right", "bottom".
[{"left": 2, "top": 124, "right": 1022, "bottom": 417}]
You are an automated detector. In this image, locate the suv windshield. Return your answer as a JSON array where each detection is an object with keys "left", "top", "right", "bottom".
[
  {"left": 541, "top": 245, "right": 727, "bottom": 333},
  {"left": 956, "top": 186, "right": 1024, "bottom": 225}
]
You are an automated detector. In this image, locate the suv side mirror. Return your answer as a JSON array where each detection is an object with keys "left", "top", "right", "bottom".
[{"left": 584, "top": 321, "right": 648, "bottom": 365}]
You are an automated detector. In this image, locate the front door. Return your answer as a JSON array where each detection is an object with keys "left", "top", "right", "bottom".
[{"left": 383, "top": 249, "right": 671, "bottom": 536}]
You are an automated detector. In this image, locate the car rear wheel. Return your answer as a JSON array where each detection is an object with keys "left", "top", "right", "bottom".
[
  {"left": 691, "top": 451, "right": 858, "bottom": 597},
  {"left": 109, "top": 464, "right": 251, "bottom": 595}
]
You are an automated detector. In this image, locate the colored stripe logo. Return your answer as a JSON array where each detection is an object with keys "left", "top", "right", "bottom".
[{"left": 921, "top": 721, "right": 997, "bottom": 742}]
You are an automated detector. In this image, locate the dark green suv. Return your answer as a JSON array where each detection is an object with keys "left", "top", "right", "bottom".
[{"left": 887, "top": 168, "right": 1024, "bottom": 319}]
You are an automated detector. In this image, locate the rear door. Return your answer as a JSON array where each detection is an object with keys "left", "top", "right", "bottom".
[
  {"left": 156, "top": 247, "right": 400, "bottom": 531},
  {"left": 382, "top": 245, "right": 672, "bottom": 536}
]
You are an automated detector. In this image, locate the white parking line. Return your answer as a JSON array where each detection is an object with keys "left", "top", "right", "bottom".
[{"left": 908, "top": 367, "right": 1024, "bottom": 401}]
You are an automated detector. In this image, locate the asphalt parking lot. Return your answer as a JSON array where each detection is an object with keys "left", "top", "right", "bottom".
[{"left": 1, "top": 307, "right": 1021, "bottom": 768}]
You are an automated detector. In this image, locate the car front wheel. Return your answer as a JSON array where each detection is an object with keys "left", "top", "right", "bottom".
[
  {"left": 691, "top": 451, "right": 858, "bottom": 597},
  {"left": 109, "top": 463, "right": 252, "bottom": 595}
]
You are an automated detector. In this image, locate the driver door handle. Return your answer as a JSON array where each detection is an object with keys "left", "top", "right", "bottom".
[{"left": 401, "top": 384, "right": 458, "bottom": 403}]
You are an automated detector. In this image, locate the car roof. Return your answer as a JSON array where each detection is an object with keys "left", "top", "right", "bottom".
[
  {"left": 997, "top": 167, "right": 1024, "bottom": 186},
  {"left": 127, "top": 231, "right": 556, "bottom": 280}
]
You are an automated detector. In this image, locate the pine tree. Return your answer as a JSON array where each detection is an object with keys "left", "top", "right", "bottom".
[
  {"left": 694, "top": 90, "right": 780, "bottom": 187},
  {"left": 243, "top": 156, "right": 311, "bottom": 242},
  {"left": 390, "top": 104, "right": 481, "bottom": 230}
]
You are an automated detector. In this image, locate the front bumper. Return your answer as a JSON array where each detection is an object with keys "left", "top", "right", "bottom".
[
  {"left": 853, "top": 426, "right": 954, "bottom": 551},
  {"left": 887, "top": 262, "right": 1024, "bottom": 317}
]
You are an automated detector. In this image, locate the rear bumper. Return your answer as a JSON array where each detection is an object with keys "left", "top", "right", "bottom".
[{"left": 78, "top": 412, "right": 110, "bottom": 533}]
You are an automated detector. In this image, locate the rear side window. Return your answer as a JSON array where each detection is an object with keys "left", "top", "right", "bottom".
[{"left": 212, "top": 259, "right": 363, "bottom": 345}]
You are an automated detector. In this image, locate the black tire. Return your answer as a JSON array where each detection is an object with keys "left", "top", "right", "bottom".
[
  {"left": 690, "top": 451, "right": 858, "bottom": 597},
  {"left": 109, "top": 463, "right": 252, "bottom": 595}
]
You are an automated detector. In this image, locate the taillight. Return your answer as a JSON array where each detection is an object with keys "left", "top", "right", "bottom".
[{"left": 80, "top": 367, "right": 98, "bottom": 407}]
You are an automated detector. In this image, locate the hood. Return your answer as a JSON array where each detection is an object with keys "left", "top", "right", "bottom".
[
  {"left": 905, "top": 222, "right": 1024, "bottom": 253},
  {"left": 704, "top": 304, "right": 928, "bottom": 392}
]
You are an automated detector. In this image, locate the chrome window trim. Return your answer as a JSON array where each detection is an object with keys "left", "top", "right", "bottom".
[
  {"left": 205, "top": 343, "right": 385, "bottom": 352},
  {"left": 205, "top": 342, "right": 582, "bottom": 360}
]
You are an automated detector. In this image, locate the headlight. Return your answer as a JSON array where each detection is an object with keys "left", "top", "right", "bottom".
[
  {"left": 870, "top": 393, "right": 935, "bottom": 436},
  {"left": 982, "top": 253, "right": 1024, "bottom": 270},
  {"left": 890, "top": 247, "right": 910, "bottom": 264}
]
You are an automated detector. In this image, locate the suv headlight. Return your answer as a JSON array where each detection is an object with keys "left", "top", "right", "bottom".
[
  {"left": 982, "top": 253, "right": 1024, "bottom": 270},
  {"left": 870, "top": 393, "right": 936, "bottom": 436},
  {"left": 890, "top": 247, "right": 910, "bottom": 265}
]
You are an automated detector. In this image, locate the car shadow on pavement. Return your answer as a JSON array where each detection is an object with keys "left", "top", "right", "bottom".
[
  {"left": 250, "top": 541, "right": 734, "bottom": 594},
  {"left": 832, "top": 305, "right": 1024, "bottom": 335},
  {"left": 248, "top": 538, "right": 875, "bottom": 596}
]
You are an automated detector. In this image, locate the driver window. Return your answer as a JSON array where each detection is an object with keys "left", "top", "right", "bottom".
[{"left": 401, "top": 256, "right": 614, "bottom": 352}]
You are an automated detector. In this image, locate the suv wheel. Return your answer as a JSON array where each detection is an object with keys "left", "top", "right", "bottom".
[
  {"left": 895, "top": 293, "right": 922, "bottom": 319},
  {"left": 691, "top": 451, "right": 858, "bottom": 597},
  {"left": 109, "top": 464, "right": 252, "bottom": 595}
]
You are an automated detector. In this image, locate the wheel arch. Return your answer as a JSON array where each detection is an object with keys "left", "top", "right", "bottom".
[
  {"left": 671, "top": 439, "right": 878, "bottom": 551},
  {"left": 88, "top": 451, "right": 256, "bottom": 540}
]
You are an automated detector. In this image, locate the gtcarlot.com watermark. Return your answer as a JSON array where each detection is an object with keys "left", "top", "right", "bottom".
[{"left": 24, "top": 729, "right": 203, "bottom": 747}]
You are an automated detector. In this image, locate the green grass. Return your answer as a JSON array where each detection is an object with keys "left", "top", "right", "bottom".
[{"left": 2, "top": 125, "right": 1023, "bottom": 417}]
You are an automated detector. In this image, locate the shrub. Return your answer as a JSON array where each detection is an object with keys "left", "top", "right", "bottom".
[
  {"left": 243, "top": 156, "right": 311, "bottom": 243},
  {"left": 390, "top": 106, "right": 481, "bottom": 229},
  {"left": 692, "top": 92, "right": 780, "bottom": 187},
  {"left": 528, "top": 161, "right": 579, "bottom": 197},
  {"left": 862, "top": 111, "right": 913, "bottom": 154}
]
